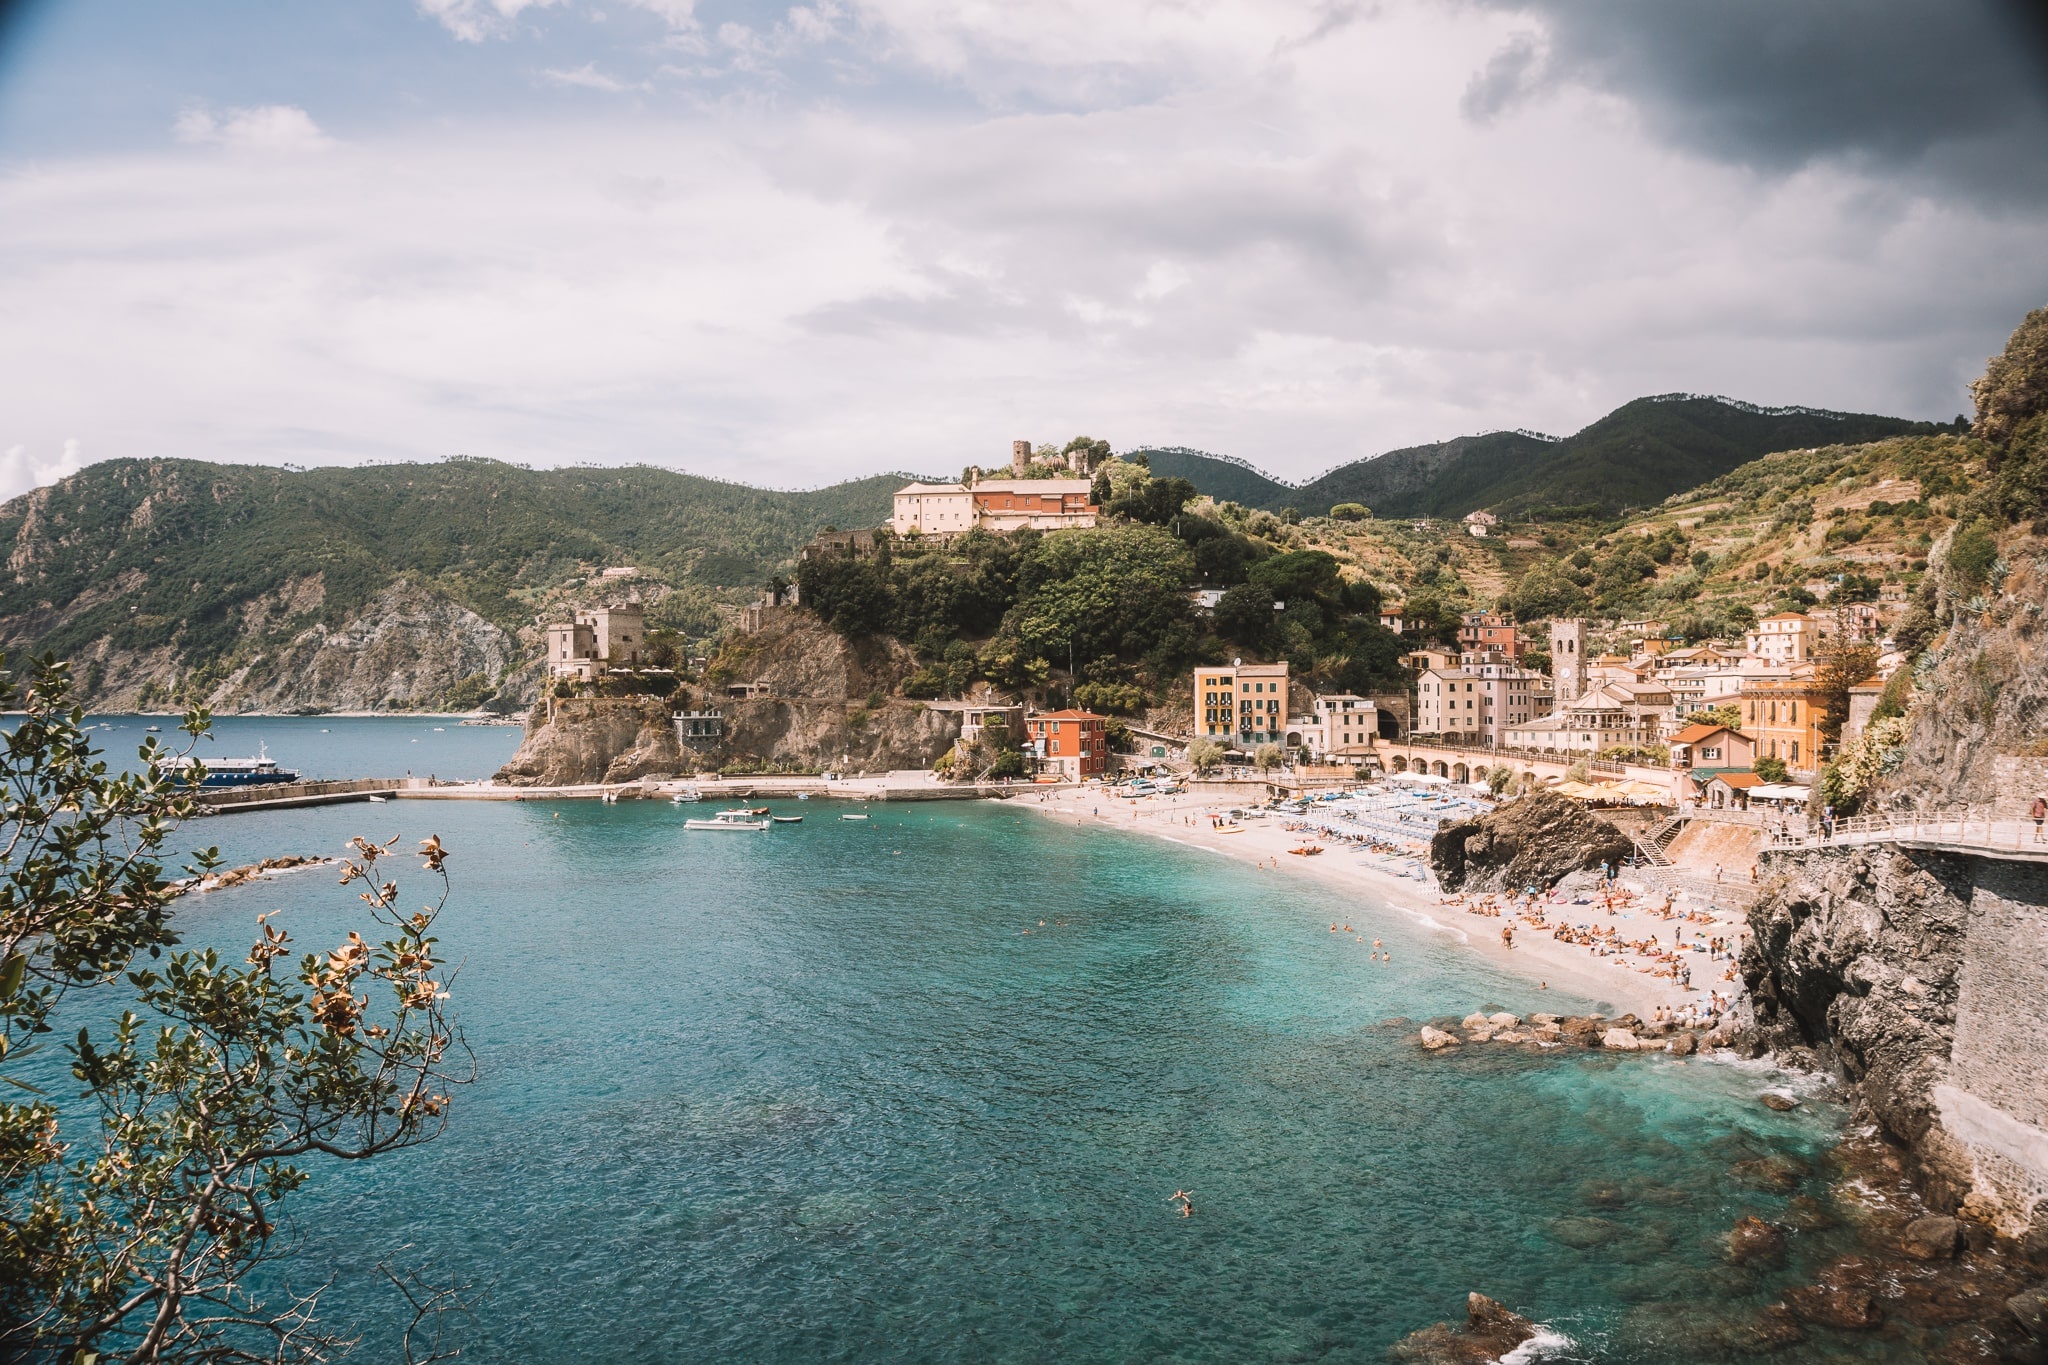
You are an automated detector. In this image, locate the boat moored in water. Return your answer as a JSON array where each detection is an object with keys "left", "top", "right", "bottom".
[
  {"left": 685, "top": 810, "right": 770, "bottom": 831},
  {"left": 153, "top": 743, "right": 300, "bottom": 788}
]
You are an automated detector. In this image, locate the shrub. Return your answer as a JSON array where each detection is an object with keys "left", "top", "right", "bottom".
[{"left": 1330, "top": 503, "right": 1371, "bottom": 521}]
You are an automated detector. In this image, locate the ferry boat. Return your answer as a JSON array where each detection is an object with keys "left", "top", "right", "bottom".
[
  {"left": 685, "top": 810, "right": 769, "bottom": 831},
  {"left": 154, "top": 744, "right": 300, "bottom": 788}
]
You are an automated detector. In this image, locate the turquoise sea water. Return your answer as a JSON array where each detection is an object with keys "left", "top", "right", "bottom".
[
  {"left": 52, "top": 713, "right": 524, "bottom": 782},
  {"left": 96, "top": 766, "right": 1873, "bottom": 1364}
]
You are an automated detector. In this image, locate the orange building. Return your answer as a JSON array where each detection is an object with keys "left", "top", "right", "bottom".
[
  {"left": 1027, "top": 709, "right": 1108, "bottom": 781},
  {"left": 1740, "top": 673, "right": 1827, "bottom": 778}
]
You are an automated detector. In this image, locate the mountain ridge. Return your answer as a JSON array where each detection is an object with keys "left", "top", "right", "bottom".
[{"left": 1134, "top": 394, "right": 1949, "bottom": 518}]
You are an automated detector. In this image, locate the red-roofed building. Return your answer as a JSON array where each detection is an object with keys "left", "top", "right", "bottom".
[
  {"left": 1027, "top": 709, "right": 1109, "bottom": 781},
  {"left": 1668, "top": 723, "right": 1756, "bottom": 772}
]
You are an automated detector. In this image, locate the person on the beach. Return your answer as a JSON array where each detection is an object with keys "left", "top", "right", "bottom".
[
  {"left": 1500, "top": 925, "right": 1513, "bottom": 949},
  {"left": 2034, "top": 794, "right": 2046, "bottom": 842}
]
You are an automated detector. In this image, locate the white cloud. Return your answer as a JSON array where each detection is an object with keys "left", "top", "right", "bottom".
[
  {"left": 417, "top": 0, "right": 566, "bottom": 43},
  {"left": 543, "top": 62, "right": 633, "bottom": 92},
  {"left": 174, "top": 104, "right": 331, "bottom": 153},
  {"left": 0, "top": 440, "right": 84, "bottom": 503},
  {"left": 2, "top": 0, "right": 2041, "bottom": 505}
]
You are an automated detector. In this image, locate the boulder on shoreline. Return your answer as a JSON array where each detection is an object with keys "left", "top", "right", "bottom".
[
  {"left": 1419, "top": 1026, "right": 1462, "bottom": 1050},
  {"left": 1428, "top": 793, "right": 1635, "bottom": 893}
]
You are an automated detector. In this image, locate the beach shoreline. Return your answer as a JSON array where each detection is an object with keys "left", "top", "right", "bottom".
[{"left": 1019, "top": 786, "right": 1744, "bottom": 1020}]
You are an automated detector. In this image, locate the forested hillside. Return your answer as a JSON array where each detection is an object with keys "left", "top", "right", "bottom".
[
  {"left": 0, "top": 458, "right": 897, "bottom": 710},
  {"left": 1137, "top": 395, "right": 1947, "bottom": 519}
]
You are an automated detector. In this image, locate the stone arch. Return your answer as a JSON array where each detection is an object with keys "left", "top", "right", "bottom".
[
  {"left": 1432, "top": 760, "right": 1449, "bottom": 778},
  {"left": 1286, "top": 731, "right": 1302, "bottom": 747},
  {"left": 1390, "top": 754, "right": 1409, "bottom": 773},
  {"left": 1452, "top": 763, "right": 1470, "bottom": 784}
]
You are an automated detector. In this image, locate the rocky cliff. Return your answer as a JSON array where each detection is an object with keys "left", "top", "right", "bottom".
[
  {"left": 1429, "top": 793, "right": 1635, "bottom": 893},
  {"left": 1738, "top": 839, "right": 2048, "bottom": 1248},
  {"left": 495, "top": 696, "right": 686, "bottom": 786},
  {"left": 691, "top": 608, "right": 962, "bottom": 772}
]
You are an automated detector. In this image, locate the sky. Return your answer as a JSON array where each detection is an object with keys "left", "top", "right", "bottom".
[{"left": 2, "top": 0, "right": 2047, "bottom": 500}]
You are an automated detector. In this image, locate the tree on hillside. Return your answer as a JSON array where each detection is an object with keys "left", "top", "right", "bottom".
[
  {"left": 0, "top": 659, "right": 470, "bottom": 1361},
  {"left": 1697, "top": 703, "right": 1745, "bottom": 732},
  {"left": 1813, "top": 641, "right": 1880, "bottom": 745},
  {"left": 1972, "top": 304, "right": 2048, "bottom": 518},
  {"left": 1187, "top": 738, "right": 1225, "bottom": 774}
]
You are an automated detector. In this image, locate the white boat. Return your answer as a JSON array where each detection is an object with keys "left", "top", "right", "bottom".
[
  {"left": 840, "top": 812, "right": 868, "bottom": 821},
  {"left": 686, "top": 810, "right": 769, "bottom": 831}
]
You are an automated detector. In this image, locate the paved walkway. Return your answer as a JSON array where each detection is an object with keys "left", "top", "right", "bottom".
[{"left": 1766, "top": 810, "right": 2048, "bottom": 862}]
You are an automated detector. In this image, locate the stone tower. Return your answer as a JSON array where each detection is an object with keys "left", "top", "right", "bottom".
[
  {"left": 1550, "top": 618, "right": 1588, "bottom": 704},
  {"left": 1012, "top": 439, "right": 1031, "bottom": 476}
]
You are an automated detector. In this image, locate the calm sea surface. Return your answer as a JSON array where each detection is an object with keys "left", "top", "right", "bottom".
[{"left": 41, "top": 721, "right": 1865, "bottom": 1361}]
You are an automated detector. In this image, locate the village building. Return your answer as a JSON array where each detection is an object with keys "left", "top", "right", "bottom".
[
  {"left": 1500, "top": 679, "right": 1672, "bottom": 754},
  {"left": 1550, "top": 618, "right": 1588, "bottom": 704},
  {"left": 892, "top": 476, "right": 1097, "bottom": 537},
  {"left": 545, "top": 602, "right": 646, "bottom": 682},
  {"left": 1378, "top": 606, "right": 1405, "bottom": 634},
  {"left": 1286, "top": 693, "right": 1380, "bottom": 761},
  {"left": 1190, "top": 661, "right": 1291, "bottom": 748},
  {"left": 1702, "top": 770, "right": 1766, "bottom": 810},
  {"left": 1457, "top": 611, "right": 1522, "bottom": 662},
  {"left": 1415, "top": 660, "right": 1546, "bottom": 746},
  {"left": 1841, "top": 675, "right": 1888, "bottom": 747},
  {"left": 1026, "top": 709, "right": 1107, "bottom": 781},
  {"left": 1463, "top": 510, "right": 1498, "bottom": 537},
  {"left": 1741, "top": 671, "right": 1827, "bottom": 777},
  {"left": 1746, "top": 611, "right": 1817, "bottom": 665},
  {"left": 1668, "top": 722, "right": 1756, "bottom": 774}
]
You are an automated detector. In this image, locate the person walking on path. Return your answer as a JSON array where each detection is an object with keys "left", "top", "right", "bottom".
[{"left": 2034, "top": 794, "right": 2046, "bottom": 843}]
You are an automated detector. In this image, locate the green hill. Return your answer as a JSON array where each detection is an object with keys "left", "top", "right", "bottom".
[
  {"left": 1128, "top": 448, "right": 1294, "bottom": 508},
  {"left": 1141, "top": 396, "right": 1947, "bottom": 519},
  {"left": 0, "top": 458, "right": 898, "bottom": 682}
]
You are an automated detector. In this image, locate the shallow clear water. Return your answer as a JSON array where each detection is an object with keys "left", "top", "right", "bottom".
[{"left": 106, "top": 784, "right": 1863, "bottom": 1363}]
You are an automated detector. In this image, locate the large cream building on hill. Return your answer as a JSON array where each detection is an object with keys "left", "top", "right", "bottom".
[{"left": 890, "top": 439, "right": 1102, "bottom": 537}]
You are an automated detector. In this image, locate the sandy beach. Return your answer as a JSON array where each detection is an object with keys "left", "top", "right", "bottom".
[{"left": 1021, "top": 786, "right": 1747, "bottom": 1020}]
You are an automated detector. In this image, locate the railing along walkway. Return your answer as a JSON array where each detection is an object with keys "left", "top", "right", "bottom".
[{"left": 1764, "top": 807, "right": 2048, "bottom": 859}]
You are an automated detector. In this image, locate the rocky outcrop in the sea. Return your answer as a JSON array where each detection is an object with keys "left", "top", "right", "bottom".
[
  {"left": 1386, "top": 1293, "right": 1537, "bottom": 1364},
  {"left": 1428, "top": 793, "right": 1634, "bottom": 894},
  {"left": 495, "top": 697, "right": 685, "bottom": 786}
]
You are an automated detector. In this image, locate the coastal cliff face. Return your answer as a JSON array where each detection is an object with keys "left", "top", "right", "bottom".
[
  {"left": 1429, "top": 793, "right": 1634, "bottom": 893},
  {"left": 1738, "top": 845, "right": 2048, "bottom": 1245},
  {"left": 495, "top": 696, "right": 685, "bottom": 786},
  {"left": 711, "top": 698, "right": 961, "bottom": 773},
  {"left": 1883, "top": 526, "right": 2048, "bottom": 809},
  {"left": 6, "top": 576, "right": 534, "bottom": 714},
  {"left": 696, "top": 609, "right": 960, "bottom": 772}
]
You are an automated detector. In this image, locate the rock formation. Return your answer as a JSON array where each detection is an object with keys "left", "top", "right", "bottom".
[
  {"left": 1736, "top": 843, "right": 2048, "bottom": 1246},
  {"left": 1385, "top": 1293, "right": 1537, "bottom": 1364},
  {"left": 495, "top": 696, "right": 685, "bottom": 786},
  {"left": 1428, "top": 793, "right": 1634, "bottom": 893}
]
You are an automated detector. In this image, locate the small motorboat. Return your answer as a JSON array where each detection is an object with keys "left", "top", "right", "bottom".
[
  {"left": 367, "top": 795, "right": 388, "bottom": 803},
  {"left": 797, "top": 793, "right": 811, "bottom": 800},
  {"left": 686, "top": 810, "right": 769, "bottom": 831},
  {"left": 144, "top": 724, "right": 161, "bottom": 733},
  {"left": 772, "top": 815, "right": 803, "bottom": 824},
  {"left": 602, "top": 792, "right": 620, "bottom": 804},
  {"left": 1215, "top": 824, "right": 1244, "bottom": 834},
  {"left": 840, "top": 812, "right": 869, "bottom": 822}
]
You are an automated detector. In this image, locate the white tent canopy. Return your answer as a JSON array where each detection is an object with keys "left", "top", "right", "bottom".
[{"left": 1748, "top": 784, "right": 1811, "bottom": 802}]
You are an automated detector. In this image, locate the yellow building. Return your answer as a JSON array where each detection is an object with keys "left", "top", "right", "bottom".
[
  {"left": 1741, "top": 672, "right": 1827, "bottom": 778},
  {"left": 1191, "top": 661, "right": 1290, "bottom": 748}
]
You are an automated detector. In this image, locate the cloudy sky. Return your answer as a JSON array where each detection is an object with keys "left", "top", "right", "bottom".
[{"left": 2, "top": 0, "right": 2046, "bottom": 500}]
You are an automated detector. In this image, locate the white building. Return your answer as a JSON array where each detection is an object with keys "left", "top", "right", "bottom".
[
  {"left": 892, "top": 478, "right": 1098, "bottom": 537},
  {"left": 1286, "top": 694, "right": 1380, "bottom": 760},
  {"left": 1746, "top": 611, "right": 1816, "bottom": 665},
  {"left": 1463, "top": 510, "right": 1499, "bottom": 538}
]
